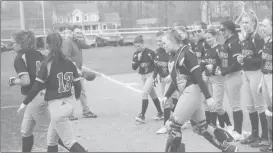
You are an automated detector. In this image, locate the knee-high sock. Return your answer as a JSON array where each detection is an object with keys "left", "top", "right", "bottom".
[
  {"left": 152, "top": 98, "right": 163, "bottom": 113},
  {"left": 249, "top": 111, "right": 259, "bottom": 137},
  {"left": 210, "top": 112, "right": 218, "bottom": 127},
  {"left": 223, "top": 112, "right": 232, "bottom": 126},
  {"left": 141, "top": 99, "right": 149, "bottom": 116},
  {"left": 172, "top": 98, "right": 178, "bottom": 112},
  {"left": 164, "top": 108, "right": 171, "bottom": 125},
  {"left": 259, "top": 112, "right": 268, "bottom": 140},
  {"left": 22, "top": 135, "right": 34, "bottom": 152},
  {"left": 233, "top": 110, "right": 243, "bottom": 134},
  {"left": 205, "top": 111, "right": 211, "bottom": 125}
]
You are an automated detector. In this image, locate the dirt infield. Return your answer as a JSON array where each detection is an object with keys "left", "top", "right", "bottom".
[{"left": 1, "top": 46, "right": 260, "bottom": 152}]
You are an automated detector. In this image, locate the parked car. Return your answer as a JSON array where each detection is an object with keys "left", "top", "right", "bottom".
[
  {"left": 1, "top": 42, "right": 13, "bottom": 52},
  {"left": 85, "top": 34, "right": 108, "bottom": 47},
  {"left": 102, "top": 33, "right": 124, "bottom": 46}
]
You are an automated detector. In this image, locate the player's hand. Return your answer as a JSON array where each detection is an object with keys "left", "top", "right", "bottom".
[
  {"left": 205, "top": 64, "right": 213, "bottom": 72},
  {"left": 161, "top": 97, "right": 168, "bottom": 107},
  {"left": 17, "top": 103, "right": 27, "bottom": 115},
  {"left": 9, "top": 77, "right": 16, "bottom": 86},
  {"left": 237, "top": 55, "right": 244, "bottom": 65},
  {"left": 137, "top": 52, "right": 142, "bottom": 61},
  {"left": 206, "top": 98, "right": 216, "bottom": 110},
  {"left": 265, "top": 109, "right": 272, "bottom": 117}
]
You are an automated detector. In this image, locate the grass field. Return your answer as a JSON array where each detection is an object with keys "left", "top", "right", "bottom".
[{"left": 1, "top": 45, "right": 261, "bottom": 152}]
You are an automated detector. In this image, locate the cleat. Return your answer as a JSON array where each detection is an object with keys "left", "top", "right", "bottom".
[
  {"left": 222, "top": 144, "right": 239, "bottom": 152},
  {"left": 135, "top": 114, "right": 146, "bottom": 123},
  {"left": 154, "top": 112, "right": 164, "bottom": 120},
  {"left": 181, "top": 120, "right": 191, "bottom": 130},
  {"left": 83, "top": 111, "right": 97, "bottom": 118},
  {"left": 240, "top": 134, "right": 259, "bottom": 145},
  {"left": 157, "top": 125, "right": 168, "bottom": 134},
  {"left": 250, "top": 138, "right": 270, "bottom": 148}
]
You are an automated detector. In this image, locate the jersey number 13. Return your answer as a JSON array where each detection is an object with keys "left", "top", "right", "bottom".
[{"left": 57, "top": 72, "right": 73, "bottom": 93}]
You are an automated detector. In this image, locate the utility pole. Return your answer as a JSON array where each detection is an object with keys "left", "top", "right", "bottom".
[{"left": 19, "top": 1, "right": 25, "bottom": 30}]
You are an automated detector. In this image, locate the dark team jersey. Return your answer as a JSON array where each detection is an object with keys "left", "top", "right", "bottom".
[
  {"left": 14, "top": 49, "right": 44, "bottom": 95},
  {"left": 240, "top": 33, "right": 264, "bottom": 71},
  {"left": 193, "top": 39, "right": 208, "bottom": 65},
  {"left": 260, "top": 38, "right": 272, "bottom": 74},
  {"left": 218, "top": 34, "right": 242, "bottom": 75},
  {"left": 36, "top": 58, "right": 81, "bottom": 101},
  {"left": 132, "top": 48, "right": 155, "bottom": 74},
  {"left": 153, "top": 47, "right": 170, "bottom": 78},
  {"left": 203, "top": 44, "right": 221, "bottom": 76},
  {"left": 165, "top": 45, "right": 211, "bottom": 99}
]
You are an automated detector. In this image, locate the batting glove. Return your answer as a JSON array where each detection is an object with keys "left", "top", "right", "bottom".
[{"left": 9, "top": 77, "right": 16, "bottom": 86}]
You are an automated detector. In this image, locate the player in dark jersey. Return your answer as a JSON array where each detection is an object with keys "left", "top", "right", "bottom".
[
  {"left": 161, "top": 29, "right": 238, "bottom": 152},
  {"left": 153, "top": 31, "right": 178, "bottom": 134},
  {"left": 132, "top": 35, "right": 163, "bottom": 123},
  {"left": 203, "top": 28, "right": 233, "bottom": 129},
  {"left": 8, "top": 30, "right": 52, "bottom": 152},
  {"left": 217, "top": 20, "right": 247, "bottom": 141},
  {"left": 238, "top": 12, "right": 269, "bottom": 147},
  {"left": 17, "top": 32, "right": 87, "bottom": 152},
  {"left": 258, "top": 14, "right": 272, "bottom": 152}
]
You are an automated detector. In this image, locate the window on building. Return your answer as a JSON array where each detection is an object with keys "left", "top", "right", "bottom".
[
  {"left": 103, "top": 24, "right": 107, "bottom": 30},
  {"left": 84, "top": 15, "right": 88, "bottom": 21},
  {"left": 76, "top": 16, "right": 80, "bottom": 22},
  {"left": 112, "top": 24, "right": 117, "bottom": 29}
]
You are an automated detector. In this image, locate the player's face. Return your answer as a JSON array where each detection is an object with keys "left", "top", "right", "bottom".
[
  {"left": 261, "top": 18, "right": 272, "bottom": 38},
  {"left": 156, "top": 36, "right": 163, "bottom": 48},
  {"left": 73, "top": 28, "right": 84, "bottom": 39},
  {"left": 176, "top": 30, "right": 187, "bottom": 40},
  {"left": 242, "top": 17, "right": 255, "bottom": 34},
  {"left": 205, "top": 33, "right": 216, "bottom": 46},
  {"left": 11, "top": 38, "right": 21, "bottom": 52},
  {"left": 219, "top": 25, "right": 229, "bottom": 40},
  {"left": 134, "top": 43, "right": 144, "bottom": 52},
  {"left": 196, "top": 25, "right": 205, "bottom": 39},
  {"left": 162, "top": 35, "right": 175, "bottom": 53}
]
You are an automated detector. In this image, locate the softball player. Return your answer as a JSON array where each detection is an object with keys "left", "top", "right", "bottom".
[
  {"left": 17, "top": 33, "right": 87, "bottom": 152},
  {"left": 217, "top": 20, "right": 245, "bottom": 141},
  {"left": 132, "top": 35, "right": 163, "bottom": 123},
  {"left": 259, "top": 14, "right": 272, "bottom": 152},
  {"left": 8, "top": 30, "right": 51, "bottom": 152},
  {"left": 161, "top": 30, "right": 238, "bottom": 152},
  {"left": 237, "top": 13, "right": 269, "bottom": 147},
  {"left": 203, "top": 29, "right": 232, "bottom": 128},
  {"left": 153, "top": 31, "right": 177, "bottom": 134}
]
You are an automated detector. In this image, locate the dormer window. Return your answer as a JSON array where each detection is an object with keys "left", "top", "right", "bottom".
[{"left": 76, "top": 16, "right": 80, "bottom": 22}]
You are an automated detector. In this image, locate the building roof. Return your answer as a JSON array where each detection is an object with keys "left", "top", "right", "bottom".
[
  {"left": 100, "top": 12, "right": 121, "bottom": 25},
  {"left": 57, "top": 3, "right": 99, "bottom": 16}
]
